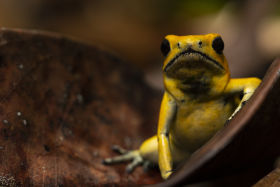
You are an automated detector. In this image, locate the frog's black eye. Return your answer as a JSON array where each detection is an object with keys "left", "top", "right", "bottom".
[
  {"left": 161, "top": 39, "right": 170, "bottom": 56},
  {"left": 212, "top": 37, "right": 224, "bottom": 54}
]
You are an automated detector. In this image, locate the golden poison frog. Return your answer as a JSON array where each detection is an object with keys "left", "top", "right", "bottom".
[{"left": 103, "top": 34, "right": 261, "bottom": 179}]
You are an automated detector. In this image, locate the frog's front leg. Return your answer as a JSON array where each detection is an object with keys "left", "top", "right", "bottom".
[
  {"left": 225, "top": 78, "right": 261, "bottom": 120},
  {"left": 157, "top": 93, "right": 177, "bottom": 179}
]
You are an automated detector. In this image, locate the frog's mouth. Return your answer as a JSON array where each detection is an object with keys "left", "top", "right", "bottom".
[{"left": 164, "top": 48, "right": 224, "bottom": 73}]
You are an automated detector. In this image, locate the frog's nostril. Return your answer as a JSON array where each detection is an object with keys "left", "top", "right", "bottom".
[{"left": 161, "top": 39, "right": 170, "bottom": 56}]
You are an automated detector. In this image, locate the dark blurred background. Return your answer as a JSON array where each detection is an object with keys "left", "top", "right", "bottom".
[{"left": 0, "top": 0, "right": 279, "bottom": 90}]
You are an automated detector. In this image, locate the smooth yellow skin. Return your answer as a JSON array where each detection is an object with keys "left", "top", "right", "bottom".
[{"left": 103, "top": 34, "right": 261, "bottom": 179}]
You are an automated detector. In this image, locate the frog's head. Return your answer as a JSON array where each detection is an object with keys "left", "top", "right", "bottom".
[{"left": 161, "top": 34, "right": 230, "bottom": 99}]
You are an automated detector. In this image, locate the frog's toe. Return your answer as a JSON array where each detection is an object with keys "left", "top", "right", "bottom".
[
  {"left": 103, "top": 145, "right": 147, "bottom": 173},
  {"left": 125, "top": 154, "right": 144, "bottom": 173},
  {"left": 103, "top": 152, "right": 133, "bottom": 164},
  {"left": 102, "top": 149, "right": 141, "bottom": 164}
]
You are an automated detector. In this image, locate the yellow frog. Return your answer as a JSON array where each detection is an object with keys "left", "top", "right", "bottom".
[{"left": 103, "top": 34, "right": 261, "bottom": 179}]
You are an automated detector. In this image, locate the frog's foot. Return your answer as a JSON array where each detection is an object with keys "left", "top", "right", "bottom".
[{"left": 103, "top": 145, "right": 146, "bottom": 173}]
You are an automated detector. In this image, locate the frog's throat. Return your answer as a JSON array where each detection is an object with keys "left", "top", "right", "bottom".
[{"left": 164, "top": 48, "right": 225, "bottom": 73}]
